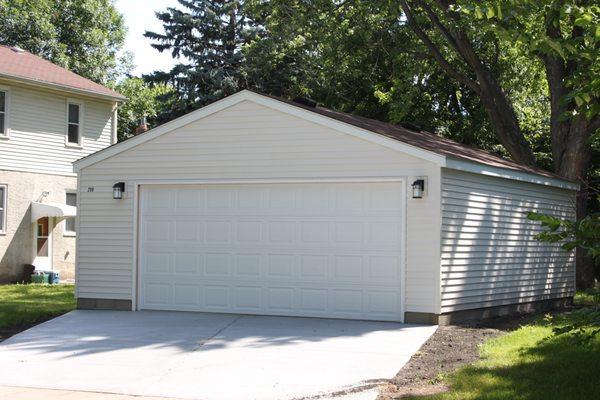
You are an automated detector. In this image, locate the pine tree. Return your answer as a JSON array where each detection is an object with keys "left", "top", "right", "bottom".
[{"left": 144, "top": 0, "right": 258, "bottom": 120}]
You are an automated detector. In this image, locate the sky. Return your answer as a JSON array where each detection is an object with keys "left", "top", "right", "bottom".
[{"left": 115, "top": 0, "right": 181, "bottom": 76}]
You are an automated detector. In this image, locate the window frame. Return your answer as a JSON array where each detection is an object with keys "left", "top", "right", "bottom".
[
  {"left": 0, "top": 86, "right": 10, "bottom": 139},
  {"left": 65, "top": 99, "right": 84, "bottom": 148},
  {"left": 64, "top": 189, "right": 77, "bottom": 236},
  {"left": 0, "top": 184, "right": 7, "bottom": 235}
]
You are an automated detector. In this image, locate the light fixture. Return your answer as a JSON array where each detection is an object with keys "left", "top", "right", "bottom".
[
  {"left": 112, "top": 182, "right": 125, "bottom": 199},
  {"left": 412, "top": 179, "right": 425, "bottom": 199}
]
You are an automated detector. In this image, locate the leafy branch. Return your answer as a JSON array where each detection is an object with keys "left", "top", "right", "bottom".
[{"left": 527, "top": 211, "right": 600, "bottom": 260}]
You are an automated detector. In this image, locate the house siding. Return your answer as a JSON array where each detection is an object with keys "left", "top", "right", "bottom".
[
  {"left": 77, "top": 100, "right": 442, "bottom": 313},
  {"left": 0, "top": 80, "right": 115, "bottom": 175},
  {"left": 0, "top": 170, "right": 77, "bottom": 282},
  {"left": 440, "top": 169, "right": 576, "bottom": 313}
]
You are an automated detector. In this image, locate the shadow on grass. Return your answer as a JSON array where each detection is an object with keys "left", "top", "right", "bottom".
[
  {"left": 409, "top": 312, "right": 600, "bottom": 400},
  {"left": 454, "top": 338, "right": 599, "bottom": 399}
]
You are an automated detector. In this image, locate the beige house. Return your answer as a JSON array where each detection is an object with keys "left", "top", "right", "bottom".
[
  {"left": 0, "top": 46, "right": 125, "bottom": 283},
  {"left": 74, "top": 90, "right": 578, "bottom": 324}
]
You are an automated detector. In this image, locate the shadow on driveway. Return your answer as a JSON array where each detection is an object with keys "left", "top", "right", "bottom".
[{"left": 0, "top": 310, "right": 437, "bottom": 400}]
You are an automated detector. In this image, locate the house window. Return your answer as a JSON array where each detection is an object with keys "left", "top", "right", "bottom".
[
  {"left": 0, "top": 185, "right": 6, "bottom": 234},
  {"left": 66, "top": 101, "right": 82, "bottom": 145},
  {"left": 65, "top": 191, "right": 77, "bottom": 235},
  {"left": 0, "top": 90, "right": 7, "bottom": 137}
]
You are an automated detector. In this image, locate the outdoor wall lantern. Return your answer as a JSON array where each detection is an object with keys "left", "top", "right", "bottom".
[
  {"left": 411, "top": 179, "right": 425, "bottom": 199},
  {"left": 113, "top": 182, "right": 125, "bottom": 200}
]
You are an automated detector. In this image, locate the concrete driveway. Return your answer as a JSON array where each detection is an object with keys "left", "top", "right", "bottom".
[{"left": 0, "top": 311, "right": 436, "bottom": 400}]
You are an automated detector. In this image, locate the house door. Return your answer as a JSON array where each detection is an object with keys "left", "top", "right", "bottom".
[{"left": 34, "top": 217, "right": 52, "bottom": 270}]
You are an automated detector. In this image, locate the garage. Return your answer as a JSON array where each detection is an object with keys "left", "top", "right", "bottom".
[
  {"left": 139, "top": 182, "right": 405, "bottom": 321},
  {"left": 73, "top": 90, "right": 578, "bottom": 324}
]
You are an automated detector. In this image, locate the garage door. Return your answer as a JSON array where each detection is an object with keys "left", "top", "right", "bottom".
[{"left": 139, "top": 182, "right": 404, "bottom": 321}]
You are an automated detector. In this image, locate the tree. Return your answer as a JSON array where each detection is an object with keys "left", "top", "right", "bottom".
[
  {"left": 111, "top": 77, "right": 175, "bottom": 141},
  {"left": 144, "top": 0, "right": 259, "bottom": 120},
  {"left": 396, "top": 0, "right": 599, "bottom": 287},
  {"left": 244, "top": 0, "right": 551, "bottom": 161},
  {"left": 528, "top": 211, "right": 600, "bottom": 262},
  {"left": 0, "top": 0, "right": 126, "bottom": 83}
]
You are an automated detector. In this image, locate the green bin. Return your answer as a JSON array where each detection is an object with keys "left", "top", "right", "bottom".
[{"left": 31, "top": 273, "right": 50, "bottom": 284}]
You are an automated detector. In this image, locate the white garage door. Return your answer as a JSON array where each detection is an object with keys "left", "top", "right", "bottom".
[{"left": 139, "top": 182, "right": 404, "bottom": 321}]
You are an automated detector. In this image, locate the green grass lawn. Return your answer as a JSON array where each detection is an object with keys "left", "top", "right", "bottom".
[
  {"left": 410, "top": 292, "right": 600, "bottom": 400},
  {"left": 0, "top": 284, "right": 75, "bottom": 330},
  {"left": 574, "top": 285, "right": 600, "bottom": 307}
]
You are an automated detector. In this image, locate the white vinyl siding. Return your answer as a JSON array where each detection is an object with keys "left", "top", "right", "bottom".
[
  {"left": 0, "top": 82, "right": 114, "bottom": 175},
  {"left": 77, "top": 100, "right": 442, "bottom": 311},
  {"left": 440, "top": 169, "right": 576, "bottom": 313}
]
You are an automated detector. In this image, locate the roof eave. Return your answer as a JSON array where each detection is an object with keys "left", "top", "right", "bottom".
[
  {"left": 445, "top": 158, "right": 580, "bottom": 191},
  {"left": 0, "top": 72, "right": 127, "bottom": 102}
]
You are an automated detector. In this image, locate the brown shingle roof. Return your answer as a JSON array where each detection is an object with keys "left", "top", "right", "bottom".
[
  {"left": 0, "top": 46, "right": 126, "bottom": 101},
  {"left": 260, "top": 92, "right": 565, "bottom": 181}
]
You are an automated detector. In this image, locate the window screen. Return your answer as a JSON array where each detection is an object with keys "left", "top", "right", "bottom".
[
  {"left": 65, "top": 192, "right": 76, "bottom": 233},
  {"left": 67, "top": 103, "right": 80, "bottom": 144},
  {"left": 0, "top": 186, "right": 5, "bottom": 232},
  {"left": 0, "top": 91, "right": 6, "bottom": 135}
]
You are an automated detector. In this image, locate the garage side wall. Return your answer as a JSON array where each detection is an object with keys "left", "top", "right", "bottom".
[
  {"left": 440, "top": 169, "right": 576, "bottom": 315},
  {"left": 76, "top": 100, "right": 442, "bottom": 315}
]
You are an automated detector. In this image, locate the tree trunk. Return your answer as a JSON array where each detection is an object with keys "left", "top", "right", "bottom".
[
  {"left": 400, "top": 0, "right": 537, "bottom": 166},
  {"left": 554, "top": 116, "right": 596, "bottom": 289},
  {"left": 475, "top": 75, "right": 537, "bottom": 166},
  {"left": 541, "top": 1, "right": 597, "bottom": 288},
  {"left": 575, "top": 189, "right": 595, "bottom": 289}
]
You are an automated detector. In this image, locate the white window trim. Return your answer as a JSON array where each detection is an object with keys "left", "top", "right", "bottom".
[
  {"left": 0, "top": 184, "right": 7, "bottom": 235},
  {"left": 63, "top": 189, "right": 77, "bottom": 236},
  {"left": 65, "top": 98, "right": 84, "bottom": 148},
  {"left": 0, "top": 86, "right": 10, "bottom": 139}
]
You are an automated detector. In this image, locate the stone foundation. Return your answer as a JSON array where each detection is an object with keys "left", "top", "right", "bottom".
[
  {"left": 404, "top": 297, "right": 573, "bottom": 325},
  {"left": 77, "top": 298, "right": 132, "bottom": 311}
]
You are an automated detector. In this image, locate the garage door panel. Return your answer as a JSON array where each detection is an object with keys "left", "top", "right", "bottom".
[
  {"left": 174, "top": 220, "right": 199, "bottom": 241},
  {"left": 173, "top": 283, "right": 199, "bottom": 306},
  {"left": 140, "top": 183, "right": 404, "bottom": 321},
  {"left": 205, "top": 253, "right": 231, "bottom": 276},
  {"left": 143, "top": 281, "right": 403, "bottom": 319},
  {"left": 234, "top": 286, "right": 262, "bottom": 310},
  {"left": 205, "top": 285, "right": 230, "bottom": 308},
  {"left": 235, "top": 254, "right": 262, "bottom": 276},
  {"left": 173, "top": 253, "right": 199, "bottom": 274},
  {"left": 299, "top": 255, "right": 328, "bottom": 279},
  {"left": 142, "top": 252, "right": 401, "bottom": 283}
]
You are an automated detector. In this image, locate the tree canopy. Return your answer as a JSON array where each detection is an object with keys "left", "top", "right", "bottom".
[
  {"left": 0, "top": 0, "right": 126, "bottom": 83},
  {"left": 144, "top": 0, "right": 260, "bottom": 121},
  {"left": 110, "top": 77, "right": 175, "bottom": 141}
]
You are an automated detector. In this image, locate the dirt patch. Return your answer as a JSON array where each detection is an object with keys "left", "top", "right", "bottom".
[
  {"left": 0, "top": 318, "right": 57, "bottom": 343},
  {"left": 377, "top": 314, "right": 543, "bottom": 399},
  {"left": 1, "top": 325, "right": 34, "bottom": 342}
]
